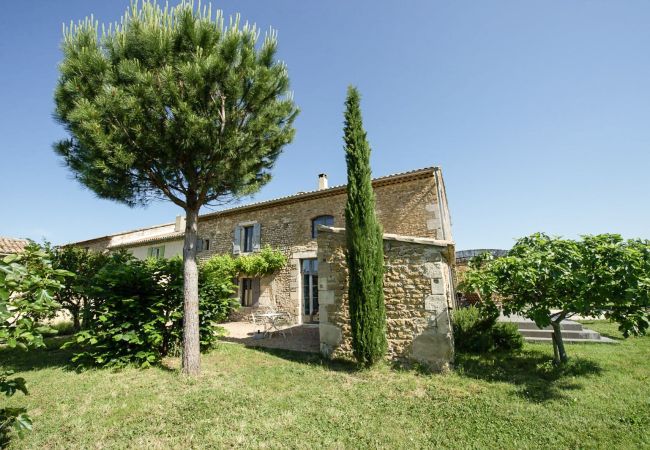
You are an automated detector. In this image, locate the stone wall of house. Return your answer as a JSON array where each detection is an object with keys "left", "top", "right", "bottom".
[
  {"left": 196, "top": 172, "right": 443, "bottom": 258},
  {"left": 195, "top": 172, "right": 446, "bottom": 321},
  {"left": 317, "top": 227, "right": 455, "bottom": 371},
  {"left": 71, "top": 169, "right": 453, "bottom": 326}
]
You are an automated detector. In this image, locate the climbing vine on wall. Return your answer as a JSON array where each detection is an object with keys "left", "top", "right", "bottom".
[{"left": 202, "top": 246, "right": 288, "bottom": 278}]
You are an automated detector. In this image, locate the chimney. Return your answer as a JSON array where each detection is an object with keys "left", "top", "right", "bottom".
[
  {"left": 174, "top": 215, "right": 186, "bottom": 232},
  {"left": 318, "top": 173, "right": 328, "bottom": 190}
]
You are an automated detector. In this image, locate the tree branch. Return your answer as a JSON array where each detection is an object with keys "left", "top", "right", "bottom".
[{"left": 144, "top": 168, "right": 186, "bottom": 208}]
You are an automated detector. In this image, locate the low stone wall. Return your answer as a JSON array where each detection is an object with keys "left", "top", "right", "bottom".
[{"left": 317, "top": 227, "right": 455, "bottom": 371}]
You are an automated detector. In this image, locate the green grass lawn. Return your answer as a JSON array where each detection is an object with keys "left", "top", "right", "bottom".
[{"left": 1, "top": 321, "right": 648, "bottom": 449}]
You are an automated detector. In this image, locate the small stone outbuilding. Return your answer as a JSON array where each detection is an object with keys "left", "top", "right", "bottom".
[{"left": 318, "top": 226, "right": 455, "bottom": 371}]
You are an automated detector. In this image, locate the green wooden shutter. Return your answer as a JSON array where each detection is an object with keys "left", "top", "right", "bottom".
[
  {"left": 252, "top": 223, "right": 261, "bottom": 252},
  {"left": 233, "top": 226, "right": 241, "bottom": 254}
]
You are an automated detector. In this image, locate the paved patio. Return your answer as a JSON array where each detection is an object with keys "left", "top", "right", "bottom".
[{"left": 219, "top": 321, "right": 320, "bottom": 353}]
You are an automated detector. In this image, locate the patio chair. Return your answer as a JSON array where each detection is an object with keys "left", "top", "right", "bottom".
[
  {"left": 250, "top": 313, "right": 270, "bottom": 336},
  {"left": 272, "top": 311, "right": 294, "bottom": 339}
]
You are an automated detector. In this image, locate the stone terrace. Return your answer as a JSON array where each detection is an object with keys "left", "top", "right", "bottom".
[{"left": 220, "top": 322, "right": 320, "bottom": 353}]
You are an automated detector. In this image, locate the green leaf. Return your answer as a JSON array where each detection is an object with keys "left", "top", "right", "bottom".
[
  {"left": 15, "top": 413, "right": 33, "bottom": 433},
  {"left": 2, "top": 254, "right": 18, "bottom": 264}
]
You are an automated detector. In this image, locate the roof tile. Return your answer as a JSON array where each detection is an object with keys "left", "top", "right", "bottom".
[
  {"left": 0, "top": 237, "right": 29, "bottom": 255},
  {"left": 67, "top": 166, "right": 438, "bottom": 246}
]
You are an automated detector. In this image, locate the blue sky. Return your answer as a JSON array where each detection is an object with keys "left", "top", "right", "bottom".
[{"left": 1, "top": 1, "right": 648, "bottom": 249}]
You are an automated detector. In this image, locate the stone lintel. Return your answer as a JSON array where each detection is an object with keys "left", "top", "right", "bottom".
[{"left": 291, "top": 250, "right": 318, "bottom": 259}]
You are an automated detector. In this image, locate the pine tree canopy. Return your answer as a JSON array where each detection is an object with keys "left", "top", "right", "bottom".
[
  {"left": 54, "top": 0, "right": 298, "bottom": 210},
  {"left": 54, "top": 0, "right": 298, "bottom": 377}
]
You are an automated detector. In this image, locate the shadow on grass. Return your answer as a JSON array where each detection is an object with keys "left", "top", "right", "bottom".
[
  {"left": 455, "top": 348, "right": 603, "bottom": 402},
  {"left": 249, "top": 345, "right": 359, "bottom": 373},
  {"left": 219, "top": 324, "right": 321, "bottom": 353},
  {"left": 0, "top": 336, "right": 76, "bottom": 372},
  {"left": 1, "top": 337, "right": 185, "bottom": 374}
]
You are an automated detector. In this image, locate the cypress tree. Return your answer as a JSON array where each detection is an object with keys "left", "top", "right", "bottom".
[{"left": 343, "top": 86, "right": 387, "bottom": 366}]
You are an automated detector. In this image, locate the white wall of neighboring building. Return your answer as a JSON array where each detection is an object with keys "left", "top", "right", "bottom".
[
  {"left": 128, "top": 240, "right": 184, "bottom": 260},
  {"left": 108, "top": 223, "right": 177, "bottom": 247}
]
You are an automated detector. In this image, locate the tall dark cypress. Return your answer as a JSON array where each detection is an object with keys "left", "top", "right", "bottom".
[{"left": 343, "top": 86, "right": 387, "bottom": 366}]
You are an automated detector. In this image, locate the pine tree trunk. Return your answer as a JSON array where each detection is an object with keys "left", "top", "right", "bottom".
[
  {"left": 182, "top": 208, "right": 201, "bottom": 376},
  {"left": 81, "top": 298, "right": 93, "bottom": 330},
  {"left": 551, "top": 320, "right": 568, "bottom": 364},
  {"left": 72, "top": 308, "right": 81, "bottom": 332}
]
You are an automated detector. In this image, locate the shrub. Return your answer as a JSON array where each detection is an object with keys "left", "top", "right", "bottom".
[
  {"left": 199, "top": 263, "right": 239, "bottom": 326},
  {"left": 491, "top": 321, "right": 525, "bottom": 352},
  {"left": 64, "top": 255, "right": 232, "bottom": 368},
  {"left": 452, "top": 306, "right": 523, "bottom": 353},
  {"left": 63, "top": 246, "right": 287, "bottom": 369},
  {"left": 0, "top": 243, "right": 71, "bottom": 445},
  {"left": 49, "top": 244, "right": 110, "bottom": 331},
  {"left": 48, "top": 321, "right": 76, "bottom": 336}
]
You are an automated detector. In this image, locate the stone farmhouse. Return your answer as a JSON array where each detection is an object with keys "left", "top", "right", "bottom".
[{"left": 71, "top": 166, "right": 456, "bottom": 369}]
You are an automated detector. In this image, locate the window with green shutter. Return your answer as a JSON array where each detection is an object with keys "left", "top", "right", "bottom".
[
  {"left": 147, "top": 245, "right": 165, "bottom": 258},
  {"left": 197, "top": 238, "right": 210, "bottom": 252},
  {"left": 234, "top": 222, "right": 261, "bottom": 254}
]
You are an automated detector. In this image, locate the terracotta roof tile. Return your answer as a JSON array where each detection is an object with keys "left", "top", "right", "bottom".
[
  {"left": 0, "top": 237, "right": 29, "bottom": 255},
  {"left": 67, "top": 166, "right": 439, "bottom": 246},
  {"left": 107, "top": 231, "right": 184, "bottom": 249},
  {"left": 198, "top": 166, "right": 437, "bottom": 219}
]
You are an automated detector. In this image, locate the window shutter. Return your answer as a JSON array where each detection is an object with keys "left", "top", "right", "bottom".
[
  {"left": 196, "top": 238, "right": 204, "bottom": 252},
  {"left": 147, "top": 247, "right": 153, "bottom": 257},
  {"left": 159, "top": 246, "right": 165, "bottom": 258},
  {"left": 252, "top": 278, "right": 261, "bottom": 305},
  {"left": 252, "top": 223, "right": 261, "bottom": 252},
  {"left": 233, "top": 226, "right": 241, "bottom": 254}
]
